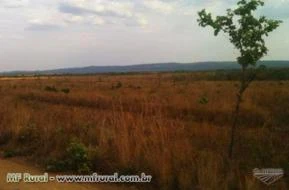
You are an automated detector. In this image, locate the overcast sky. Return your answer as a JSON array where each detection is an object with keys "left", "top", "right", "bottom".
[{"left": 0, "top": 0, "right": 288, "bottom": 71}]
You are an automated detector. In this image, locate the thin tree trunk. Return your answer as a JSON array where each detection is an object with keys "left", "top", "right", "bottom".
[
  {"left": 228, "top": 65, "right": 246, "bottom": 159},
  {"left": 228, "top": 92, "right": 243, "bottom": 158}
]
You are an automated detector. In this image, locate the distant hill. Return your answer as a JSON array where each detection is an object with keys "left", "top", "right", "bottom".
[{"left": 1, "top": 61, "right": 289, "bottom": 76}]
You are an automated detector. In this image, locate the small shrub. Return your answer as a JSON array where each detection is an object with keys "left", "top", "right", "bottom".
[
  {"left": 3, "top": 149, "right": 17, "bottom": 158},
  {"left": 66, "top": 141, "right": 90, "bottom": 173},
  {"left": 61, "top": 88, "right": 70, "bottom": 94},
  {"left": 112, "top": 81, "right": 122, "bottom": 89},
  {"left": 198, "top": 96, "right": 209, "bottom": 105},
  {"left": 46, "top": 141, "right": 91, "bottom": 173},
  {"left": 128, "top": 85, "right": 141, "bottom": 90},
  {"left": 44, "top": 86, "right": 58, "bottom": 92}
]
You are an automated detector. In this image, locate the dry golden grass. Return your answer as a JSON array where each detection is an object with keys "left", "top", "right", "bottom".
[{"left": 0, "top": 73, "right": 288, "bottom": 189}]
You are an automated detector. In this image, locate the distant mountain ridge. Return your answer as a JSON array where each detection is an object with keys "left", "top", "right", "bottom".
[{"left": 1, "top": 61, "right": 289, "bottom": 76}]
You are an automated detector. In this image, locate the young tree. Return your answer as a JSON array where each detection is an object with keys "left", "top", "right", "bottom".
[{"left": 197, "top": 0, "right": 282, "bottom": 158}]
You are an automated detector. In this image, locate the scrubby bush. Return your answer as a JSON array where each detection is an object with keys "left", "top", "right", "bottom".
[
  {"left": 128, "top": 84, "right": 141, "bottom": 90},
  {"left": 66, "top": 141, "right": 91, "bottom": 173},
  {"left": 3, "top": 149, "right": 18, "bottom": 158},
  {"left": 61, "top": 88, "right": 70, "bottom": 94},
  {"left": 112, "top": 81, "right": 122, "bottom": 89},
  {"left": 198, "top": 96, "right": 209, "bottom": 105},
  {"left": 46, "top": 141, "right": 91, "bottom": 174},
  {"left": 44, "top": 86, "right": 58, "bottom": 92}
]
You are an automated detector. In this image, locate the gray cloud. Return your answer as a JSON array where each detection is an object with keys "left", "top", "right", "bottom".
[
  {"left": 58, "top": 3, "right": 132, "bottom": 18},
  {"left": 26, "top": 24, "right": 61, "bottom": 31},
  {"left": 57, "top": 2, "right": 147, "bottom": 27},
  {"left": 59, "top": 3, "right": 95, "bottom": 15}
]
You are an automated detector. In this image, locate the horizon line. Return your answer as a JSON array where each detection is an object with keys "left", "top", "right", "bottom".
[{"left": 1, "top": 59, "right": 289, "bottom": 73}]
